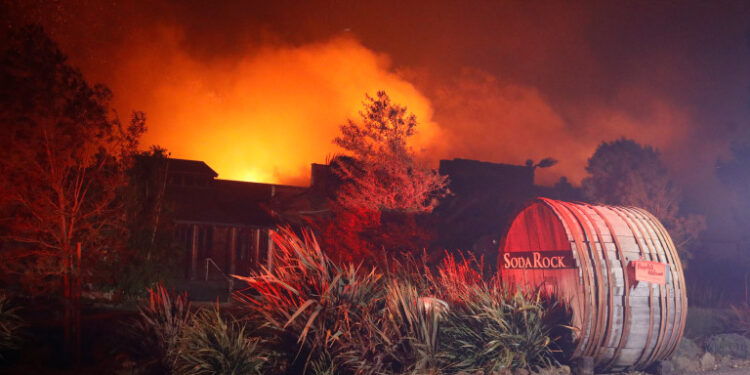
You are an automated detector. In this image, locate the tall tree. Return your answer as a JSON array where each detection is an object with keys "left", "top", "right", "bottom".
[
  {"left": 318, "top": 91, "right": 447, "bottom": 263},
  {"left": 333, "top": 91, "right": 448, "bottom": 213},
  {"left": 0, "top": 25, "right": 145, "bottom": 295},
  {"left": 581, "top": 138, "right": 704, "bottom": 260}
]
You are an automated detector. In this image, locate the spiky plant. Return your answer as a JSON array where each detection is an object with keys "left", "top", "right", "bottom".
[
  {"left": 176, "top": 307, "right": 268, "bottom": 375},
  {"left": 127, "top": 283, "right": 192, "bottom": 373},
  {"left": 233, "top": 227, "right": 389, "bottom": 374},
  {"left": 438, "top": 286, "right": 561, "bottom": 373},
  {"left": 0, "top": 294, "right": 23, "bottom": 361},
  {"left": 426, "top": 253, "right": 486, "bottom": 305},
  {"left": 382, "top": 279, "right": 446, "bottom": 374}
]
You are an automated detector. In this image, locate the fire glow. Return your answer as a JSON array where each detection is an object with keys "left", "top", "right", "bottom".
[{"left": 106, "top": 31, "right": 440, "bottom": 185}]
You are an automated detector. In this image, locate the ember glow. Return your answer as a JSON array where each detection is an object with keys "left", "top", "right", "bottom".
[
  {"left": 106, "top": 30, "right": 439, "bottom": 185},
  {"left": 25, "top": 1, "right": 749, "bottom": 192}
]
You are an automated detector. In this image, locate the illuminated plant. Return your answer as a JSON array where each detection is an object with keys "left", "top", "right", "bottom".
[
  {"left": 233, "top": 227, "right": 390, "bottom": 374},
  {"left": 438, "top": 286, "right": 562, "bottom": 372},
  {"left": 176, "top": 307, "right": 268, "bottom": 375},
  {"left": 427, "top": 255, "right": 566, "bottom": 373},
  {"left": 128, "top": 283, "right": 192, "bottom": 373},
  {"left": 382, "top": 279, "right": 445, "bottom": 374},
  {"left": 333, "top": 91, "right": 448, "bottom": 214},
  {"left": 234, "top": 228, "right": 567, "bottom": 374}
]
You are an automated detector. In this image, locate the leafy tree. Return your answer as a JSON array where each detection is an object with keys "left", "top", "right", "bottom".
[
  {"left": 581, "top": 138, "right": 705, "bottom": 260},
  {"left": 333, "top": 91, "right": 448, "bottom": 213},
  {"left": 0, "top": 25, "right": 145, "bottom": 295},
  {"left": 114, "top": 147, "right": 181, "bottom": 296},
  {"left": 319, "top": 91, "right": 447, "bottom": 263}
]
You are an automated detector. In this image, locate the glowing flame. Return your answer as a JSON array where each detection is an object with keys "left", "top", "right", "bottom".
[{"left": 107, "top": 28, "right": 438, "bottom": 185}]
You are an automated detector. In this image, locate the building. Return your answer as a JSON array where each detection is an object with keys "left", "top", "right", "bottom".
[
  {"left": 163, "top": 159, "right": 305, "bottom": 288},
  {"left": 162, "top": 157, "right": 576, "bottom": 295}
]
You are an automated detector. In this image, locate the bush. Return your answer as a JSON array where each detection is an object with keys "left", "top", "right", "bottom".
[
  {"left": 684, "top": 307, "right": 734, "bottom": 339},
  {"left": 704, "top": 333, "right": 750, "bottom": 359},
  {"left": 732, "top": 304, "right": 750, "bottom": 338},
  {"left": 438, "top": 284, "right": 562, "bottom": 372},
  {"left": 233, "top": 227, "right": 389, "bottom": 374},
  {"left": 126, "top": 283, "right": 192, "bottom": 373},
  {"left": 233, "top": 229, "right": 567, "bottom": 375},
  {"left": 176, "top": 307, "right": 268, "bottom": 375},
  {"left": 382, "top": 279, "right": 445, "bottom": 374},
  {"left": 0, "top": 294, "right": 24, "bottom": 361}
]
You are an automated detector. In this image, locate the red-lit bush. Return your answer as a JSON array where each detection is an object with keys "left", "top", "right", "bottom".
[
  {"left": 126, "top": 283, "right": 192, "bottom": 373},
  {"left": 231, "top": 228, "right": 566, "bottom": 374}
]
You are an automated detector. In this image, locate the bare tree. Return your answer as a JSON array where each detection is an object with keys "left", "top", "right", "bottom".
[{"left": 0, "top": 26, "right": 145, "bottom": 294}]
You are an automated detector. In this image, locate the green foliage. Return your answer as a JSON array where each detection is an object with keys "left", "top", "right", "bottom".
[
  {"left": 128, "top": 283, "right": 192, "bottom": 373},
  {"left": 0, "top": 294, "right": 24, "bottom": 361},
  {"left": 176, "top": 307, "right": 268, "bottom": 375},
  {"left": 382, "top": 280, "right": 445, "bottom": 374},
  {"left": 439, "top": 287, "right": 560, "bottom": 372}
]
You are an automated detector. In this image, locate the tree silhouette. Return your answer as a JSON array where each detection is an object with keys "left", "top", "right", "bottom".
[
  {"left": 582, "top": 138, "right": 704, "bottom": 261},
  {"left": 0, "top": 25, "right": 145, "bottom": 295}
]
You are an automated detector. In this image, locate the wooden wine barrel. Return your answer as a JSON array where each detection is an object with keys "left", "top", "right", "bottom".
[{"left": 499, "top": 198, "right": 687, "bottom": 371}]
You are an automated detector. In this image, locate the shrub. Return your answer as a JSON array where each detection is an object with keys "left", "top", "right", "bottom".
[
  {"left": 176, "top": 307, "right": 268, "bottom": 375},
  {"left": 427, "top": 255, "right": 563, "bottom": 373},
  {"left": 233, "top": 227, "right": 389, "bottom": 374},
  {"left": 0, "top": 294, "right": 24, "bottom": 361},
  {"left": 438, "top": 286, "right": 561, "bottom": 373},
  {"left": 127, "top": 283, "right": 192, "bottom": 373},
  {"left": 704, "top": 333, "right": 750, "bottom": 359},
  {"left": 382, "top": 279, "right": 446, "bottom": 374},
  {"left": 732, "top": 304, "right": 750, "bottom": 338},
  {"left": 684, "top": 307, "right": 734, "bottom": 339},
  {"left": 234, "top": 229, "right": 568, "bottom": 375}
]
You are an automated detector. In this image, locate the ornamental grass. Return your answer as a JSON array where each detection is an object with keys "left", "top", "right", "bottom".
[{"left": 230, "top": 227, "right": 569, "bottom": 374}]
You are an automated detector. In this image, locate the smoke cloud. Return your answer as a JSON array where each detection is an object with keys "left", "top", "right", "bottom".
[
  {"left": 13, "top": 0, "right": 748, "bottom": 197},
  {"left": 104, "top": 28, "right": 440, "bottom": 185}
]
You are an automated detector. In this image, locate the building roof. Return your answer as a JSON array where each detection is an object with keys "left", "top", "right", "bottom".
[
  {"left": 163, "top": 159, "right": 305, "bottom": 227},
  {"left": 167, "top": 158, "right": 218, "bottom": 178}
]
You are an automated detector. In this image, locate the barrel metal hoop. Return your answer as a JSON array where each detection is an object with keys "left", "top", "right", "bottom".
[
  {"left": 540, "top": 198, "right": 594, "bottom": 359},
  {"left": 616, "top": 206, "right": 664, "bottom": 368},
  {"left": 589, "top": 205, "right": 633, "bottom": 370},
  {"left": 637, "top": 209, "right": 687, "bottom": 358},
  {"left": 579, "top": 203, "right": 617, "bottom": 364},
  {"left": 560, "top": 201, "right": 609, "bottom": 359}
]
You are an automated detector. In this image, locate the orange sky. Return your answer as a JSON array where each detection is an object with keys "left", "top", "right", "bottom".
[
  {"left": 16, "top": 0, "right": 749, "bottom": 202},
  {"left": 104, "top": 28, "right": 439, "bottom": 185}
]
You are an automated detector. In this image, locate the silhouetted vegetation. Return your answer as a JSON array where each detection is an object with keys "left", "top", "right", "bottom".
[{"left": 582, "top": 138, "right": 705, "bottom": 263}]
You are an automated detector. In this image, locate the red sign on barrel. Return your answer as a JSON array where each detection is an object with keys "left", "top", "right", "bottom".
[{"left": 632, "top": 260, "right": 667, "bottom": 285}]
